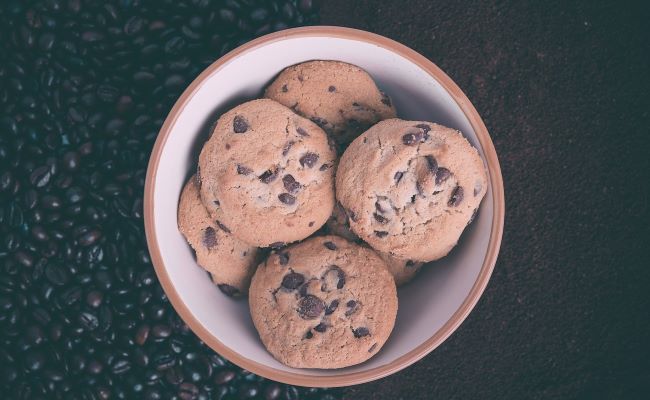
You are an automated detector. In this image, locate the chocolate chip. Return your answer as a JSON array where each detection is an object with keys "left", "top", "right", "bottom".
[
  {"left": 269, "top": 242, "right": 286, "bottom": 250},
  {"left": 363, "top": 137, "right": 368, "bottom": 144},
  {"left": 258, "top": 168, "right": 278, "bottom": 183},
  {"left": 394, "top": 171, "right": 404, "bottom": 184},
  {"left": 233, "top": 115, "right": 248, "bottom": 133},
  {"left": 321, "top": 266, "right": 345, "bottom": 291},
  {"left": 375, "top": 201, "right": 385, "bottom": 213},
  {"left": 415, "top": 123, "right": 431, "bottom": 134},
  {"left": 282, "top": 141, "right": 294, "bottom": 156},
  {"left": 298, "top": 281, "right": 310, "bottom": 297},
  {"left": 299, "top": 152, "right": 319, "bottom": 168},
  {"left": 304, "top": 331, "right": 313, "bottom": 339},
  {"left": 310, "top": 116, "right": 328, "bottom": 128},
  {"left": 308, "top": 221, "right": 315, "bottom": 227},
  {"left": 236, "top": 164, "right": 252, "bottom": 175},
  {"left": 217, "top": 284, "right": 240, "bottom": 297},
  {"left": 296, "top": 127, "right": 309, "bottom": 137},
  {"left": 281, "top": 272, "right": 305, "bottom": 290},
  {"left": 278, "top": 252, "right": 289, "bottom": 266},
  {"left": 328, "top": 85, "right": 336, "bottom": 92},
  {"left": 282, "top": 174, "right": 300, "bottom": 193},
  {"left": 314, "top": 323, "right": 327, "bottom": 332},
  {"left": 281, "top": 84, "right": 288, "bottom": 92},
  {"left": 448, "top": 186, "right": 464, "bottom": 207},
  {"left": 297, "top": 295, "right": 324, "bottom": 320},
  {"left": 323, "top": 241, "right": 337, "bottom": 250},
  {"left": 425, "top": 155, "right": 438, "bottom": 174},
  {"left": 368, "top": 343, "right": 378, "bottom": 352},
  {"left": 202, "top": 227, "right": 217, "bottom": 249},
  {"left": 402, "top": 132, "right": 423, "bottom": 145},
  {"left": 416, "top": 181, "right": 424, "bottom": 197},
  {"left": 213, "top": 200, "right": 220, "bottom": 207},
  {"left": 319, "top": 163, "right": 330, "bottom": 171},
  {"left": 373, "top": 213, "right": 388, "bottom": 224},
  {"left": 405, "top": 260, "right": 416, "bottom": 268},
  {"left": 474, "top": 181, "right": 483, "bottom": 196},
  {"left": 225, "top": 143, "right": 231, "bottom": 150},
  {"left": 278, "top": 193, "right": 296, "bottom": 205},
  {"left": 325, "top": 300, "right": 339, "bottom": 315},
  {"left": 345, "top": 300, "right": 359, "bottom": 316},
  {"left": 353, "top": 327, "right": 370, "bottom": 338},
  {"left": 435, "top": 168, "right": 451, "bottom": 185},
  {"left": 215, "top": 220, "right": 231, "bottom": 234},
  {"left": 380, "top": 91, "right": 392, "bottom": 107},
  {"left": 352, "top": 102, "right": 360, "bottom": 107},
  {"left": 375, "top": 231, "right": 389, "bottom": 238}
]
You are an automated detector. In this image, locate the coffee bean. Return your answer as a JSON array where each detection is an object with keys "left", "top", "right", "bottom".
[
  {"left": 278, "top": 193, "right": 296, "bottom": 205},
  {"left": 297, "top": 295, "right": 325, "bottom": 319},
  {"left": 214, "top": 370, "right": 235, "bottom": 385},
  {"left": 178, "top": 382, "right": 199, "bottom": 400},
  {"left": 281, "top": 272, "right": 305, "bottom": 290},
  {"left": 448, "top": 186, "right": 464, "bottom": 207},
  {"left": 264, "top": 383, "right": 282, "bottom": 400}
]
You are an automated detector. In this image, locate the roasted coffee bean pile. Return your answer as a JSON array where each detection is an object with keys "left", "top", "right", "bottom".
[{"left": 0, "top": 0, "right": 339, "bottom": 398}]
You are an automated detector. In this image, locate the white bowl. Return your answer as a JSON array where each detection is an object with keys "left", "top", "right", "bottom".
[{"left": 144, "top": 26, "right": 504, "bottom": 387}]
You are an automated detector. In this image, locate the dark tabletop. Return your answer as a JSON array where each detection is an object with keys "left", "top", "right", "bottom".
[{"left": 321, "top": 1, "right": 650, "bottom": 399}]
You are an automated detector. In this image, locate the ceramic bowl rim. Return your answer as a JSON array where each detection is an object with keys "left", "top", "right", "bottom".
[{"left": 144, "top": 26, "right": 505, "bottom": 387}]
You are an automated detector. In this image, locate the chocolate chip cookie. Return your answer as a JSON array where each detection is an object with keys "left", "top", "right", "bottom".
[
  {"left": 177, "top": 175, "right": 260, "bottom": 296},
  {"left": 264, "top": 60, "right": 397, "bottom": 149},
  {"left": 198, "top": 99, "right": 336, "bottom": 248},
  {"left": 336, "top": 119, "right": 488, "bottom": 262},
  {"left": 377, "top": 252, "right": 425, "bottom": 287},
  {"left": 249, "top": 235, "right": 397, "bottom": 369}
]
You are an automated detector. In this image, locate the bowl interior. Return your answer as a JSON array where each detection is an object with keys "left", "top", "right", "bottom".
[{"left": 149, "top": 33, "right": 494, "bottom": 378}]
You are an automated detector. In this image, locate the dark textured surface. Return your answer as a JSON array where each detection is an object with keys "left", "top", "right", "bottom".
[{"left": 321, "top": 1, "right": 650, "bottom": 399}]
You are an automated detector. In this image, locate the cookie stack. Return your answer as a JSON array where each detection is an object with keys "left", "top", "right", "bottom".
[{"left": 177, "top": 61, "right": 487, "bottom": 369}]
